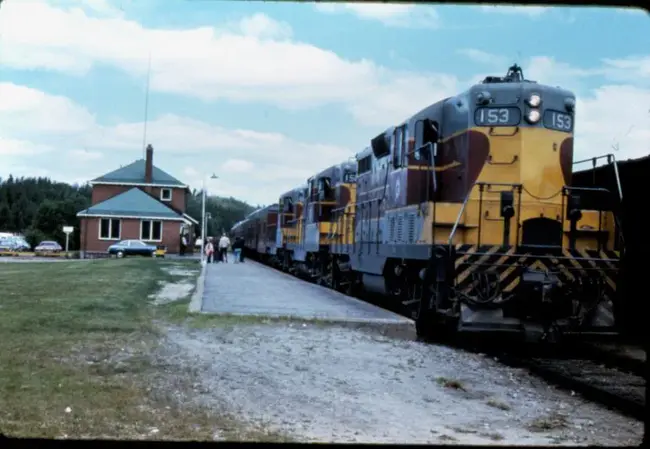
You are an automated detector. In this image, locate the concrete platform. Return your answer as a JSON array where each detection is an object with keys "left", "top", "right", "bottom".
[{"left": 200, "top": 260, "right": 413, "bottom": 327}]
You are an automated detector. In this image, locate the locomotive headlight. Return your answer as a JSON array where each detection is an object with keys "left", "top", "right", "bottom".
[
  {"left": 527, "top": 109, "right": 541, "bottom": 123},
  {"left": 527, "top": 94, "right": 541, "bottom": 107}
]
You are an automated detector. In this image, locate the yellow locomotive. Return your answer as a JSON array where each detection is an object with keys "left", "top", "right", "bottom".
[{"left": 234, "top": 65, "right": 624, "bottom": 343}]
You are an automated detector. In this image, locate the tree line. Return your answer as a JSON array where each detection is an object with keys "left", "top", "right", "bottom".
[
  {"left": 184, "top": 189, "right": 258, "bottom": 240},
  {"left": 0, "top": 176, "right": 256, "bottom": 250}
]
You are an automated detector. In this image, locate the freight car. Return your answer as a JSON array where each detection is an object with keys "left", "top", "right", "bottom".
[
  {"left": 572, "top": 154, "right": 648, "bottom": 342},
  {"left": 234, "top": 64, "right": 625, "bottom": 344}
]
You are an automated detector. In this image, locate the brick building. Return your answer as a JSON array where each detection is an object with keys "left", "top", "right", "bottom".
[{"left": 77, "top": 144, "right": 198, "bottom": 257}]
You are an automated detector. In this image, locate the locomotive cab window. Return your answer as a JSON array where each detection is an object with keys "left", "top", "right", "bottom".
[
  {"left": 414, "top": 119, "right": 439, "bottom": 162},
  {"left": 357, "top": 155, "right": 371, "bottom": 174},
  {"left": 283, "top": 197, "right": 293, "bottom": 213},
  {"left": 318, "top": 177, "right": 333, "bottom": 201},
  {"left": 308, "top": 179, "right": 316, "bottom": 200},
  {"left": 392, "top": 126, "right": 405, "bottom": 168}
]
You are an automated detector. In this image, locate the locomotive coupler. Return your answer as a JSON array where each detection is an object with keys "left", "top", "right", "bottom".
[{"left": 521, "top": 268, "right": 562, "bottom": 341}]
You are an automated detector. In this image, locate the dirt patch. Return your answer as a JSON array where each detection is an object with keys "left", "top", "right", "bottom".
[
  {"left": 162, "top": 266, "right": 200, "bottom": 278},
  {"left": 148, "top": 322, "right": 643, "bottom": 445},
  {"left": 149, "top": 281, "right": 195, "bottom": 306}
]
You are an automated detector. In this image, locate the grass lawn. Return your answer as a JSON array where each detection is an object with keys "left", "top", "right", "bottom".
[{"left": 0, "top": 259, "right": 289, "bottom": 441}]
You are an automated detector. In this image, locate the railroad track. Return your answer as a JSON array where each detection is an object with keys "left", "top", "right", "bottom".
[{"left": 490, "top": 349, "right": 645, "bottom": 421}]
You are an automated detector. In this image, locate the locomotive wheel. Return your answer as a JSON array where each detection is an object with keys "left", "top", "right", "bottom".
[
  {"left": 329, "top": 258, "right": 341, "bottom": 291},
  {"left": 415, "top": 281, "right": 455, "bottom": 342}
]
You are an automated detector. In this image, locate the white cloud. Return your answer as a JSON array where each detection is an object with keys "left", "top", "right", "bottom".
[
  {"left": 67, "top": 148, "right": 104, "bottom": 161},
  {"left": 1, "top": 1, "right": 648, "bottom": 205},
  {"left": 617, "top": 7, "right": 649, "bottom": 15},
  {"left": 574, "top": 84, "right": 650, "bottom": 162},
  {"left": 0, "top": 83, "right": 352, "bottom": 205},
  {"left": 221, "top": 159, "right": 254, "bottom": 174},
  {"left": 314, "top": 3, "right": 439, "bottom": 28},
  {"left": 523, "top": 56, "right": 602, "bottom": 95},
  {"left": 0, "top": 82, "right": 96, "bottom": 134},
  {"left": 234, "top": 13, "right": 293, "bottom": 40},
  {"left": 478, "top": 5, "right": 547, "bottom": 17},
  {"left": 0, "top": 0, "right": 450, "bottom": 126},
  {"left": 601, "top": 55, "right": 650, "bottom": 85},
  {"left": 457, "top": 48, "right": 508, "bottom": 66},
  {"left": 0, "top": 138, "right": 53, "bottom": 156}
]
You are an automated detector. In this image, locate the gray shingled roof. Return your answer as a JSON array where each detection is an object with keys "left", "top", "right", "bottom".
[
  {"left": 91, "top": 159, "right": 186, "bottom": 187},
  {"left": 77, "top": 187, "right": 184, "bottom": 220}
]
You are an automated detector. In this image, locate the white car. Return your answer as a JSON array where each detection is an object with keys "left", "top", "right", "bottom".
[{"left": 34, "top": 241, "right": 63, "bottom": 253}]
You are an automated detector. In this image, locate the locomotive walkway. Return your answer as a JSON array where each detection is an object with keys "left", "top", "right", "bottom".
[{"left": 192, "top": 258, "right": 413, "bottom": 329}]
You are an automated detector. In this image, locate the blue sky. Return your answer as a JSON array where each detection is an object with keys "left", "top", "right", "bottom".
[{"left": 0, "top": 0, "right": 648, "bottom": 206}]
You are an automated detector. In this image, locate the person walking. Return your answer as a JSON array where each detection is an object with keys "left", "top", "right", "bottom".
[{"left": 218, "top": 233, "right": 231, "bottom": 263}]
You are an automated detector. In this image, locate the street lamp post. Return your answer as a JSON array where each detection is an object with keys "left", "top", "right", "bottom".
[{"left": 200, "top": 174, "right": 218, "bottom": 265}]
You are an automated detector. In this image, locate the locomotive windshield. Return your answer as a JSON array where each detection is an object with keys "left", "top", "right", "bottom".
[{"left": 318, "top": 177, "right": 334, "bottom": 200}]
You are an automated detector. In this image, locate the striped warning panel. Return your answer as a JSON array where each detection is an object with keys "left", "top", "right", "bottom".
[{"left": 452, "top": 245, "right": 619, "bottom": 296}]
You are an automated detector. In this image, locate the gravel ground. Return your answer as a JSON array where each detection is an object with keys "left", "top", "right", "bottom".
[
  {"left": 145, "top": 265, "right": 643, "bottom": 445},
  {"left": 149, "top": 321, "right": 643, "bottom": 445}
]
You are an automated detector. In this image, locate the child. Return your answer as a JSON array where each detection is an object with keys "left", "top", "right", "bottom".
[{"left": 205, "top": 238, "right": 214, "bottom": 263}]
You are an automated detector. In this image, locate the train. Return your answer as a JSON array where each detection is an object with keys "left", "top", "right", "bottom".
[{"left": 231, "top": 64, "right": 625, "bottom": 344}]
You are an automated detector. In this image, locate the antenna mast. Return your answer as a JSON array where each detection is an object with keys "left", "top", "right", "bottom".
[{"left": 142, "top": 51, "right": 152, "bottom": 159}]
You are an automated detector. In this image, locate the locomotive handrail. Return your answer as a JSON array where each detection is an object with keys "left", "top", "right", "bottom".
[
  {"left": 573, "top": 153, "right": 623, "bottom": 201},
  {"left": 562, "top": 186, "right": 612, "bottom": 194},
  {"left": 561, "top": 185, "right": 625, "bottom": 250},
  {"left": 447, "top": 185, "right": 474, "bottom": 248}
]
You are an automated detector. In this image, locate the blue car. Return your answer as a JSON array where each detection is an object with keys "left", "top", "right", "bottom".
[{"left": 107, "top": 239, "right": 161, "bottom": 258}]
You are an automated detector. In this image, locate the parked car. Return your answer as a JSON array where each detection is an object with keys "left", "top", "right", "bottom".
[
  {"left": 9, "top": 236, "right": 30, "bottom": 251},
  {"left": 107, "top": 239, "right": 163, "bottom": 258},
  {"left": 35, "top": 241, "right": 63, "bottom": 253},
  {"left": 0, "top": 237, "right": 16, "bottom": 253}
]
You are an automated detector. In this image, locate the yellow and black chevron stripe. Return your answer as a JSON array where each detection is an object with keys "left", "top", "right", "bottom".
[{"left": 453, "top": 244, "right": 619, "bottom": 296}]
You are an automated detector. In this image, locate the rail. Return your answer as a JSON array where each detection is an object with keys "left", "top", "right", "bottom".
[
  {"left": 447, "top": 188, "right": 473, "bottom": 248},
  {"left": 561, "top": 185, "right": 625, "bottom": 250},
  {"left": 573, "top": 153, "right": 623, "bottom": 201}
]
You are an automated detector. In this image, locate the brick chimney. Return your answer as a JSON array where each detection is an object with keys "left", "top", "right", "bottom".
[{"left": 145, "top": 144, "right": 153, "bottom": 184}]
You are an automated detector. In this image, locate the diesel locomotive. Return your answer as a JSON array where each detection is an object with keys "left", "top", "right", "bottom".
[{"left": 231, "top": 65, "right": 625, "bottom": 343}]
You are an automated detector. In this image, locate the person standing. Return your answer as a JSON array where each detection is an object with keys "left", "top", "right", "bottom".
[
  {"left": 205, "top": 238, "right": 214, "bottom": 263},
  {"left": 218, "top": 233, "right": 231, "bottom": 263},
  {"left": 180, "top": 233, "right": 188, "bottom": 256},
  {"left": 232, "top": 237, "right": 243, "bottom": 263}
]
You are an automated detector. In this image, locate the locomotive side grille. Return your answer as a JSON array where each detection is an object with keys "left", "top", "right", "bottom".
[
  {"left": 397, "top": 215, "right": 404, "bottom": 243},
  {"left": 389, "top": 216, "right": 396, "bottom": 242},
  {"left": 407, "top": 214, "right": 415, "bottom": 244}
]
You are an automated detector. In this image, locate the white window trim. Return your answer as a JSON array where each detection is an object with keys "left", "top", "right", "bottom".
[
  {"left": 140, "top": 219, "right": 163, "bottom": 242},
  {"left": 98, "top": 218, "right": 121, "bottom": 241},
  {"left": 160, "top": 188, "right": 172, "bottom": 202}
]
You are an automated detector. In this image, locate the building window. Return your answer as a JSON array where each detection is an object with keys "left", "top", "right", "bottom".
[
  {"left": 141, "top": 220, "right": 163, "bottom": 241},
  {"left": 99, "top": 218, "right": 121, "bottom": 240},
  {"left": 160, "top": 188, "right": 172, "bottom": 201}
]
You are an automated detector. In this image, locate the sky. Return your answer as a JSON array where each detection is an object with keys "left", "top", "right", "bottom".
[{"left": 0, "top": 0, "right": 648, "bottom": 206}]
